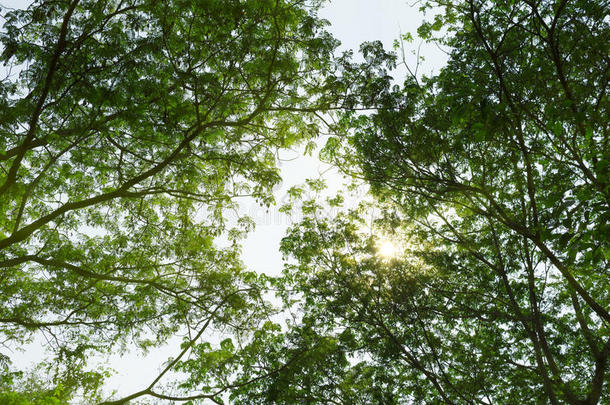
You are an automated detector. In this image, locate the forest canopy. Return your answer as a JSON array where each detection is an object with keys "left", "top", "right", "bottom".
[{"left": 1, "top": 0, "right": 608, "bottom": 404}]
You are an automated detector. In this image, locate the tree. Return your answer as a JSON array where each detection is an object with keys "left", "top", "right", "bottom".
[
  {"left": 240, "top": 0, "right": 609, "bottom": 403},
  {"left": 0, "top": 0, "right": 337, "bottom": 402}
]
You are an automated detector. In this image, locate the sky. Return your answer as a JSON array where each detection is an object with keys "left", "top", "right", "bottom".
[{"left": 1, "top": 0, "right": 447, "bottom": 401}]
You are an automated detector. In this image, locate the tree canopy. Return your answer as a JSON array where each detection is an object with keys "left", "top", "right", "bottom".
[
  {"left": 258, "top": 0, "right": 609, "bottom": 403},
  {"left": 0, "top": 0, "right": 337, "bottom": 402},
  {"left": 1, "top": 0, "right": 609, "bottom": 404}
]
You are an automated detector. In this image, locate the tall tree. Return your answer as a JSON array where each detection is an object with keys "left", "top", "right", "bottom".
[
  {"left": 0, "top": 0, "right": 337, "bottom": 402},
  {"left": 240, "top": 0, "right": 609, "bottom": 403}
]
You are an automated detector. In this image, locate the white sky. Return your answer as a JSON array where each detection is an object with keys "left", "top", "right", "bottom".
[{"left": 1, "top": 0, "right": 448, "bottom": 401}]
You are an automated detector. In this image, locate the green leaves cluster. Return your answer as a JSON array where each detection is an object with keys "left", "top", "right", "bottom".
[
  {"left": 234, "top": 0, "right": 609, "bottom": 404},
  {"left": 0, "top": 0, "right": 338, "bottom": 402}
]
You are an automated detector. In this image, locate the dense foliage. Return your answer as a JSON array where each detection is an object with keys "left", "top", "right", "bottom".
[
  {"left": 236, "top": 0, "right": 610, "bottom": 404},
  {"left": 0, "top": 0, "right": 337, "bottom": 402},
  {"left": 1, "top": 0, "right": 608, "bottom": 403}
]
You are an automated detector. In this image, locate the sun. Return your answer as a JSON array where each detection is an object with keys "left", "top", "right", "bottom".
[{"left": 377, "top": 239, "right": 398, "bottom": 260}]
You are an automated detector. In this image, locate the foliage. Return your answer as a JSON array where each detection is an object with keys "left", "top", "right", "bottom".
[
  {"left": 0, "top": 357, "right": 73, "bottom": 405},
  {"left": 2, "top": 0, "right": 609, "bottom": 403},
  {"left": 0, "top": 0, "right": 337, "bottom": 402},
  {"left": 237, "top": 0, "right": 609, "bottom": 404}
]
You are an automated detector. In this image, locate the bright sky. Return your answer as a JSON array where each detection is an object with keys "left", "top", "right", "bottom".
[{"left": 1, "top": 0, "right": 448, "bottom": 400}]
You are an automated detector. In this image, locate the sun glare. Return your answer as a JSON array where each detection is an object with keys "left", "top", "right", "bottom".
[{"left": 377, "top": 239, "right": 398, "bottom": 260}]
